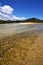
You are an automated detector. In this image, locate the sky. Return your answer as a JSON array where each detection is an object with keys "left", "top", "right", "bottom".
[{"left": 0, "top": 0, "right": 43, "bottom": 20}]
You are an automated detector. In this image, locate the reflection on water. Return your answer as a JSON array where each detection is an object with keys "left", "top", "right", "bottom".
[{"left": 0, "top": 23, "right": 43, "bottom": 37}]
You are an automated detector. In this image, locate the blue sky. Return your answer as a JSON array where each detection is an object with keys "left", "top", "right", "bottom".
[{"left": 0, "top": 0, "right": 43, "bottom": 20}]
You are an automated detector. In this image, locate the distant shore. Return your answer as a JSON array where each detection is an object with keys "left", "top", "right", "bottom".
[
  {"left": 0, "top": 22, "right": 43, "bottom": 24},
  {"left": 19, "top": 22, "right": 42, "bottom": 24},
  {"left": 0, "top": 17, "right": 43, "bottom": 24}
]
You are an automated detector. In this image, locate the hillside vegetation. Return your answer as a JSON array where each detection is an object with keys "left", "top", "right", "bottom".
[{"left": 0, "top": 18, "right": 43, "bottom": 24}]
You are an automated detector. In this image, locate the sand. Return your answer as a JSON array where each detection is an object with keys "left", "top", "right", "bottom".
[
  {"left": 0, "top": 29, "right": 43, "bottom": 65},
  {"left": 19, "top": 23, "right": 41, "bottom": 24}
]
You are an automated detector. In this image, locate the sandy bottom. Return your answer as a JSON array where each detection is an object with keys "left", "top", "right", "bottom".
[{"left": 0, "top": 29, "right": 43, "bottom": 65}]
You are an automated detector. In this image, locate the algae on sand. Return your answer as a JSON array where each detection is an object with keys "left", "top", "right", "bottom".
[{"left": 0, "top": 30, "right": 43, "bottom": 65}]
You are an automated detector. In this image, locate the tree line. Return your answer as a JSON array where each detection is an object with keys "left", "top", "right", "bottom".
[{"left": 0, "top": 18, "right": 43, "bottom": 24}]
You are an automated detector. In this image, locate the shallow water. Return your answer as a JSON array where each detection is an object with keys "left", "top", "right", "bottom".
[{"left": 0, "top": 23, "right": 43, "bottom": 37}]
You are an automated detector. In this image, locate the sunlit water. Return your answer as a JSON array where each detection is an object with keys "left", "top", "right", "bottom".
[{"left": 0, "top": 23, "right": 43, "bottom": 38}]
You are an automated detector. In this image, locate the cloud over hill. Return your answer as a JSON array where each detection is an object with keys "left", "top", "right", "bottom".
[{"left": 0, "top": 5, "right": 26, "bottom": 20}]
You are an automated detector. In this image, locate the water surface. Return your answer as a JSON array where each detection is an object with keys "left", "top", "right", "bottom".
[{"left": 0, "top": 23, "right": 43, "bottom": 38}]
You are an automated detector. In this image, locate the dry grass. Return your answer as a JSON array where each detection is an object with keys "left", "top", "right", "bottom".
[{"left": 0, "top": 30, "right": 43, "bottom": 65}]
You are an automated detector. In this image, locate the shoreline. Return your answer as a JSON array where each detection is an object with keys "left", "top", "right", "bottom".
[
  {"left": 0, "top": 28, "right": 43, "bottom": 41},
  {"left": 0, "top": 29, "right": 42, "bottom": 43},
  {"left": 19, "top": 22, "right": 42, "bottom": 24},
  {"left": 0, "top": 22, "right": 43, "bottom": 24}
]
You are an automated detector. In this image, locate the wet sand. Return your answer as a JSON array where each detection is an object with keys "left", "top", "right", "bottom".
[{"left": 0, "top": 29, "right": 43, "bottom": 65}]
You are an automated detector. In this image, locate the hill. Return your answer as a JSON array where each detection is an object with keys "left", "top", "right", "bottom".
[{"left": 0, "top": 18, "right": 43, "bottom": 24}]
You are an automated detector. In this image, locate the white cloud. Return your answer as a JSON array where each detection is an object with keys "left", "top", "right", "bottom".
[
  {"left": 0, "top": 12, "right": 26, "bottom": 20},
  {"left": 12, "top": 15, "right": 26, "bottom": 20},
  {"left": 0, "top": 5, "right": 14, "bottom": 14},
  {"left": 0, "top": 5, "right": 26, "bottom": 20},
  {"left": 0, "top": 12, "right": 10, "bottom": 20}
]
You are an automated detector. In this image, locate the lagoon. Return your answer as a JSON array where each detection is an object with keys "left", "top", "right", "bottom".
[{"left": 0, "top": 23, "right": 43, "bottom": 38}]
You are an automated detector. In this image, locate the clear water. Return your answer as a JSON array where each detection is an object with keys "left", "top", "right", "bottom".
[{"left": 0, "top": 23, "right": 43, "bottom": 37}]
